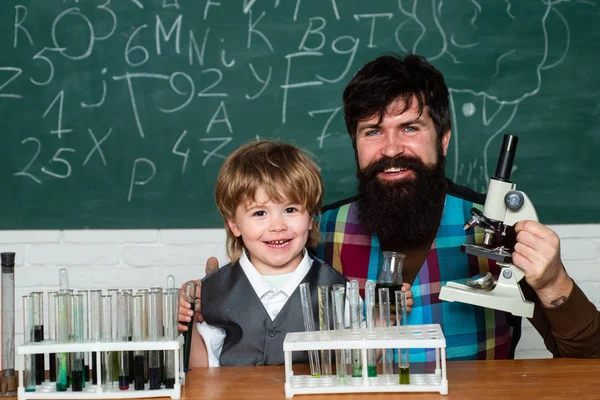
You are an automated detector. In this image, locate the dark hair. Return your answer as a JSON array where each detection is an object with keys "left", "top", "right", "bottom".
[{"left": 342, "top": 53, "right": 451, "bottom": 148}]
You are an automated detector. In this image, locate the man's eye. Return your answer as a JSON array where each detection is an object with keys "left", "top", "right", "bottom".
[
  {"left": 365, "top": 130, "right": 381, "bottom": 136},
  {"left": 404, "top": 126, "right": 417, "bottom": 134}
]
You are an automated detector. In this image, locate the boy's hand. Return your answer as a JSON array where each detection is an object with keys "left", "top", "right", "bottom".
[
  {"left": 178, "top": 257, "right": 220, "bottom": 332},
  {"left": 402, "top": 282, "right": 414, "bottom": 314}
]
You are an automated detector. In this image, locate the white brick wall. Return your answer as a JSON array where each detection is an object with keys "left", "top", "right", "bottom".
[{"left": 0, "top": 225, "right": 598, "bottom": 369}]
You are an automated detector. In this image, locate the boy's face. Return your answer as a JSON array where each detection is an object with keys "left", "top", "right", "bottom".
[{"left": 227, "top": 187, "right": 312, "bottom": 275}]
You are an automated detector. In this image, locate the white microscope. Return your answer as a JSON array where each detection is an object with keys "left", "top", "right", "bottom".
[{"left": 439, "top": 134, "right": 536, "bottom": 318}]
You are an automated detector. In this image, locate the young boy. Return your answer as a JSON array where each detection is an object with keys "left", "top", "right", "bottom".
[{"left": 189, "top": 139, "right": 348, "bottom": 367}]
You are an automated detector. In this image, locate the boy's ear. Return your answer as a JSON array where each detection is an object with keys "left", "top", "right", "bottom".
[{"left": 227, "top": 218, "right": 242, "bottom": 237}]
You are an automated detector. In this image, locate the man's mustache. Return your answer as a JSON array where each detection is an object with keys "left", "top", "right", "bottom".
[{"left": 362, "top": 155, "right": 428, "bottom": 177}]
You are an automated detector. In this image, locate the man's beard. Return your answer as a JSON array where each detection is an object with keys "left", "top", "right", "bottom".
[{"left": 356, "top": 149, "right": 447, "bottom": 251}]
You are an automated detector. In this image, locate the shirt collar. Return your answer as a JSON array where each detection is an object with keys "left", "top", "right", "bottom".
[{"left": 239, "top": 249, "right": 313, "bottom": 299}]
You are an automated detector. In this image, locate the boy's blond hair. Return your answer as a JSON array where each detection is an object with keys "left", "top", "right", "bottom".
[{"left": 215, "top": 139, "right": 323, "bottom": 263}]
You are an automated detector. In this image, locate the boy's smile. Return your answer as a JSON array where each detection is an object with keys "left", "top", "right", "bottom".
[{"left": 227, "top": 187, "right": 312, "bottom": 275}]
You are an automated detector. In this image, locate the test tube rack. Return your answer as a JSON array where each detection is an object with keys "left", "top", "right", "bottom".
[
  {"left": 283, "top": 323, "right": 447, "bottom": 397},
  {"left": 16, "top": 336, "right": 184, "bottom": 400}
]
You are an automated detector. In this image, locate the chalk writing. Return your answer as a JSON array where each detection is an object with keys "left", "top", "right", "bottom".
[{"left": 1, "top": 0, "right": 596, "bottom": 228}]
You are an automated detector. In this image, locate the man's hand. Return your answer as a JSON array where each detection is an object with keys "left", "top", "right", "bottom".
[
  {"left": 402, "top": 282, "right": 414, "bottom": 314},
  {"left": 178, "top": 257, "right": 220, "bottom": 332},
  {"left": 513, "top": 220, "right": 573, "bottom": 307}
]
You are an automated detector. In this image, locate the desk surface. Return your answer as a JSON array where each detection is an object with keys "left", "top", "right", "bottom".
[{"left": 177, "top": 359, "right": 599, "bottom": 400}]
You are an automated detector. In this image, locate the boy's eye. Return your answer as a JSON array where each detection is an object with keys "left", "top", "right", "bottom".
[
  {"left": 253, "top": 210, "right": 266, "bottom": 217},
  {"left": 284, "top": 207, "right": 298, "bottom": 213}
]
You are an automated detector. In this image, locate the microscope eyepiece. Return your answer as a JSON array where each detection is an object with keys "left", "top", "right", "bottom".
[{"left": 493, "top": 134, "right": 519, "bottom": 182}]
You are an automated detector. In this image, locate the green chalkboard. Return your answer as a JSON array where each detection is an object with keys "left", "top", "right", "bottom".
[{"left": 1, "top": 1, "right": 599, "bottom": 228}]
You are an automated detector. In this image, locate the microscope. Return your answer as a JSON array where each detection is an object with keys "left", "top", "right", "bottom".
[{"left": 439, "top": 134, "right": 536, "bottom": 318}]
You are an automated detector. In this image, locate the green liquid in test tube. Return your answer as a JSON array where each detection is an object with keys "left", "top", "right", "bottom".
[
  {"left": 365, "top": 281, "right": 377, "bottom": 377},
  {"left": 348, "top": 280, "right": 361, "bottom": 377},
  {"left": 55, "top": 293, "right": 69, "bottom": 392},
  {"left": 395, "top": 290, "right": 410, "bottom": 384}
]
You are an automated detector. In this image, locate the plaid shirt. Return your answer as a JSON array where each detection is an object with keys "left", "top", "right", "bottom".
[{"left": 315, "top": 190, "right": 512, "bottom": 361}]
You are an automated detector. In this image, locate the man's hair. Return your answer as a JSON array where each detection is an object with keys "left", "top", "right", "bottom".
[
  {"left": 343, "top": 53, "right": 451, "bottom": 148},
  {"left": 215, "top": 139, "right": 323, "bottom": 263}
]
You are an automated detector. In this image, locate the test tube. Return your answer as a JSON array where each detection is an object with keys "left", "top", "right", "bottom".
[
  {"left": 148, "top": 292, "right": 161, "bottom": 390},
  {"left": 395, "top": 290, "right": 410, "bottom": 384},
  {"left": 182, "top": 283, "right": 197, "bottom": 372},
  {"left": 107, "top": 289, "right": 120, "bottom": 383},
  {"left": 89, "top": 289, "right": 102, "bottom": 385},
  {"left": 365, "top": 281, "right": 377, "bottom": 377},
  {"left": 55, "top": 293, "right": 69, "bottom": 391},
  {"left": 57, "top": 269, "right": 71, "bottom": 389},
  {"left": 101, "top": 294, "right": 113, "bottom": 390},
  {"left": 30, "top": 292, "right": 44, "bottom": 385},
  {"left": 378, "top": 287, "right": 393, "bottom": 376},
  {"left": 120, "top": 289, "right": 134, "bottom": 385},
  {"left": 166, "top": 275, "right": 175, "bottom": 290},
  {"left": 299, "top": 283, "right": 321, "bottom": 378},
  {"left": 1, "top": 253, "right": 17, "bottom": 396},
  {"left": 164, "top": 288, "right": 179, "bottom": 389},
  {"left": 22, "top": 295, "right": 36, "bottom": 392},
  {"left": 117, "top": 292, "right": 130, "bottom": 390},
  {"left": 138, "top": 289, "right": 149, "bottom": 383},
  {"left": 77, "top": 289, "right": 90, "bottom": 382},
  {"left": 58, "top": 268, "right": 69, "bottom": 293},
  {"left": 150, "top": 287, "right": 164, "bottom": 385},
  {"left": 71, "top": 293, "right": 84, "bottom": 391},
  {"left": 331, "top": 284, "right": 347, "bottom": 381},
  {"left": 132, "top": 295, "right": 145, "bottom": 390},
  {"left": 348, "top": 280, "right": 361, "bottom": 377},
  {"left": 47, "top": 291, "right": 58, "bottom": 383},
  {"left": 317, "top": 285, "right": 332, "bottom": 376}
]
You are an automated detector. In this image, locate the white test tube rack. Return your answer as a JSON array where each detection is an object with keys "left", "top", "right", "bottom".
[
  {"left": 283, "top": 323, "right": 448, "bottom": 397},
  {"left": 16, "top": 336, "right": 184, "bottom": 400}
]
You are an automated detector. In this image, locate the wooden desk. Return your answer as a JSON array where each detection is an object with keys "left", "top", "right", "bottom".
[
  {"left": 179, "top": 359, "right": 600, "bottom": 400},
  {"left": 3, "top": 359, "right": 597, "bottom": 399}
]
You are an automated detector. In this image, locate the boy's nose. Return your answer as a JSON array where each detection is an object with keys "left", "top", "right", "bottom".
[{"left": 269, "top": 216, "right": 287, "bottom": 232}]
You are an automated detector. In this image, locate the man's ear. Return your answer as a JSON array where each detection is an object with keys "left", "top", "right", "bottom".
[
  {"left": 441, "top": 129, "right": 451, "bottom": 156},
  {"left": 227, "top": 218, "right": 242, "bottom": 237}
]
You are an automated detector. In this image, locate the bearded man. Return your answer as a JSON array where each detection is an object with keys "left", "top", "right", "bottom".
[
  {"left": 315, "top": 54, "right": 600, "bottom": 360},
  {"left": 178, "top": 54, "right": 600, "bottom": 362}
]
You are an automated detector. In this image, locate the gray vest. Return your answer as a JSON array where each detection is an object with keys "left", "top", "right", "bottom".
[{"left": 201, "top": 257, "right": 347, "bottom": 366}]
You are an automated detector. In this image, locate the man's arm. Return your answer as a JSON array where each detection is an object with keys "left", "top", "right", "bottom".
[{"left": 515, "top": 220, "right": 600, "bottom": 358}]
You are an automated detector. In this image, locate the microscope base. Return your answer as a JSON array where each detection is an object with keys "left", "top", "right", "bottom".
[{"left": 439, "top": 266, "right": 534, "bottom": 318}]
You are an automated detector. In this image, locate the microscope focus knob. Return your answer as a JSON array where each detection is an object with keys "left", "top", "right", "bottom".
[{"left": 504, "top": 190, "right": 524, "bottom": 210}]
